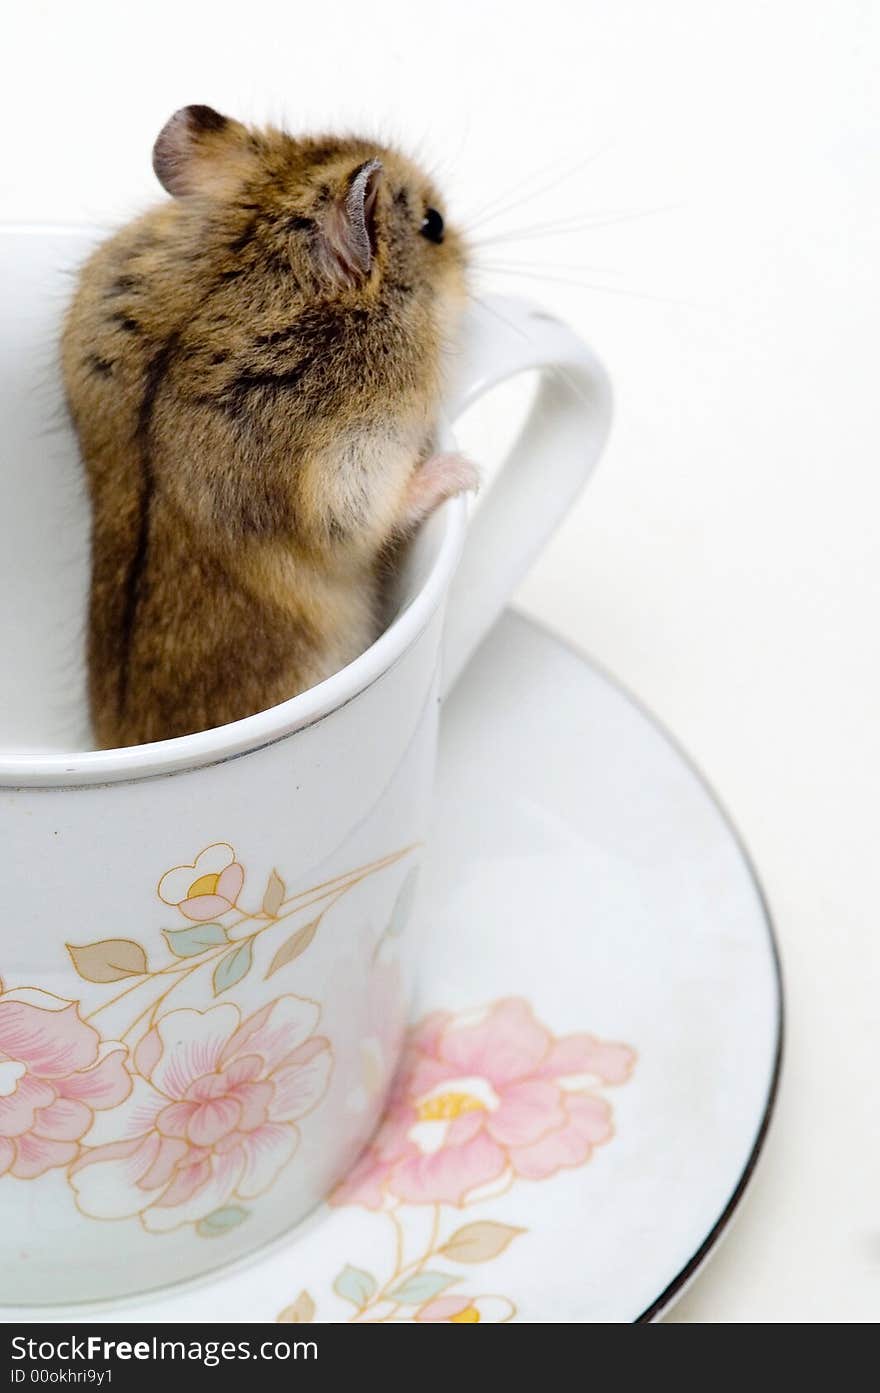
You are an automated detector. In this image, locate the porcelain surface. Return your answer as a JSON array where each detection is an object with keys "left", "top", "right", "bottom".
[{"left": 2, "top": 612, "right": 780, "bottom": 1323}]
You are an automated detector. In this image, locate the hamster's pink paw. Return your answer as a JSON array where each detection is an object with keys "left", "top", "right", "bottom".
[{"left": 400, "top": 452, "right": 479, "bottom": 530}]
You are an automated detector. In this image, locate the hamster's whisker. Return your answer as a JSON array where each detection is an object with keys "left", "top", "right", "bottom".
[
  {"left": 467, "top": 289, "right": 530, "bottom": 344},
  {"left": 473, "top": 257, "right": 624, "bottom": 276},
  {"left": 471, "top": 201, "right": 686, "bottom": 248},
  {"left": 424, "top": 118, "right": 472, "bottom": 187},
  {"left": 464, "top": 161, "right": 569, "bottom": 228},
  {"left": 463, "top": 141, "right": 615, "bottom": 234},
  {"left": 466, "top": 289, "right": 592, "bottom": 406},
  {"left": 474, "top": 263, "right": 705, "bottom": 309},
  {"left": 466, "top": 141, "right": 616, "bottom": 227}
]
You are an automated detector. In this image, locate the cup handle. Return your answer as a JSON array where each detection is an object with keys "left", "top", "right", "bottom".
[{"left": 440, "top": 294, "right": 613, "bottom": 696}]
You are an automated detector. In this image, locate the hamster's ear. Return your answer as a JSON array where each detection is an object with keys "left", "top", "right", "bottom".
[
  {"left": 153, "top": 105, "right": 254, "bottom": 198},
  {"left": 319, "top": 159, "right": 383, "bottom": 284}
]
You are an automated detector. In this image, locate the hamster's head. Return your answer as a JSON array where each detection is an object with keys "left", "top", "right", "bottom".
[{"left": 152, "top": 106, "right": 468, "bottom": 387}]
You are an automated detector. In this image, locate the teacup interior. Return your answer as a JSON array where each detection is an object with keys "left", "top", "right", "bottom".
[{"left": 0, "top": 227, "right": 443, "bottom": 756}]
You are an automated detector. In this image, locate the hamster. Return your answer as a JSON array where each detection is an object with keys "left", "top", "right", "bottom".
[{"left": 61, "top": 105, "right": 476, "bottom": 750}]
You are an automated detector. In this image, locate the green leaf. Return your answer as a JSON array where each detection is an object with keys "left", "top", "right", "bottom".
[
  {"left": 263, "top": 869, "right": 285, "bottom": 917},
  {"left": 163, "top": 923, "right": 228, "bottom": 959},
  {"left": 332, "top": 1265, "right": 377, "bottom": 1307},
  {"left": 388, "top": 1271, "right": 458, "bottom": 1304},
  {"left": 196, "top": 1205, "right": 249, "bottom": 1238},
  {"left": 388, "top": 867, "right": 419, "bottom": 938},
  {"left": 212, "top": 939, "right": 254, "bottom": 995},
  {"left": 265, "top": 918, "right": 319, "bottom": 979}
]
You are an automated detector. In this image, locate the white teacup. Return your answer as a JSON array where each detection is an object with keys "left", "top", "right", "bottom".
[{"left": 0, "top": 227, "right": 611, "bottom": 1304}]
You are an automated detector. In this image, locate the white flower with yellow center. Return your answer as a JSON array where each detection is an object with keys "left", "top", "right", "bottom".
[{"left": 158, "top": 843, "right": 244, "bottom": 922}]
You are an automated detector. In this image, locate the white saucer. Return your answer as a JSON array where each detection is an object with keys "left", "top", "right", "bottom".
[{"left": 5, "top": 610, "right": 781, "bottom": 1324}]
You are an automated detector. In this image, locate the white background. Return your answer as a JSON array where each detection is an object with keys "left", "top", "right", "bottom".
[{"left": 3, "top": 0, "right": 878, "bottom": 1322}]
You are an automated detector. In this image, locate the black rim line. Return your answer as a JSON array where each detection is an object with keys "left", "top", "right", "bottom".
[{"left": 510, "top": 607, "right": 784, "bottom": 1324}]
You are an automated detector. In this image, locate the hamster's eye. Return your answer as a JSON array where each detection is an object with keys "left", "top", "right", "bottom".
[{"left": 420, "top": 208, "right": 445, "bottom": 244}]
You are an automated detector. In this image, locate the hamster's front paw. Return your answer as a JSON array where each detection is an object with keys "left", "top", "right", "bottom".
[{"left": 399, "top": 452, "right": 479, "bottom": 530}]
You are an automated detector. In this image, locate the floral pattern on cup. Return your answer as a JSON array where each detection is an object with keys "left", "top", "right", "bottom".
[
  {"left": 69, "top": 996, "right": 332, "bottom": 1233},
  {"left": 280, "top": 997, "right": 636, "bottom": 1324},
  {"left": 0, "top": 842, "right": 417, "bottom": 1240},
  {"left": 158, "top": 843, "right": 245, "bottom": 922},
  {"left": 345, "top": 956, "right": 406, "bottom": 1117},
  {"left": 0, "top": 988, "right": 130, "bottom": 1180}
]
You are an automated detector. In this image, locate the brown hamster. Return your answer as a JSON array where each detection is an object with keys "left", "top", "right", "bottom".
[{"left": 61, "top": 105, "right": 476, "bottom": 750}]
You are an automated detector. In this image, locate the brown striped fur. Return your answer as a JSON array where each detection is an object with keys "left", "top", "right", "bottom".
[{"left": 61, "top": 107, "right": 472, "bottom": 748}]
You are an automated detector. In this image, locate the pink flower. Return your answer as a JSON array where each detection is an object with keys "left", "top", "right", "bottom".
[
  {"left": 346, "top": 956, "right": 407, "bottom": 1116},
  {"left": 70, "top": 996, "right": 332, "bottom": 1231},
  {"left": 417, "top": 1294, "right": 514, "bottom": 1323},
  {"left": 0, "top": 988, "right": 130, "bottom": 1180},
  {"left": 159, "top": 844, "right": 244, "bottom": 922},
  {"left": 332, "top": 997, "right": 635, "bottom": 1209}
]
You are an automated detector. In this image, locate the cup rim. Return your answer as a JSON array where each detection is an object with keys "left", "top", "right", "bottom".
[{"left": 0, "top": 222, "right": 467, "bottom": 789}]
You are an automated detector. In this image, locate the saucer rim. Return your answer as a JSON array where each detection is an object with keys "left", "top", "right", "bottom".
[{"left": 515, "top": 611, "right": 784, "bottom": 1323}]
